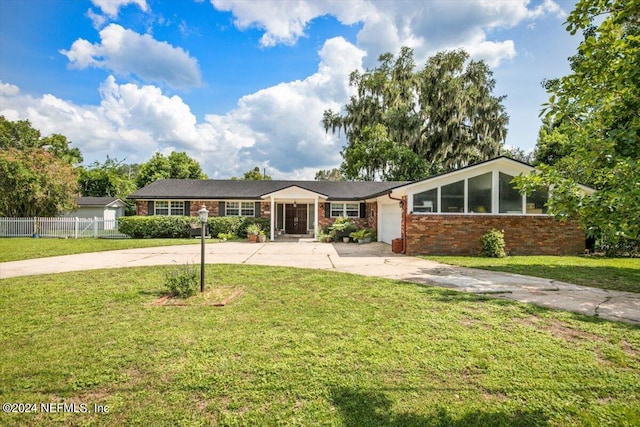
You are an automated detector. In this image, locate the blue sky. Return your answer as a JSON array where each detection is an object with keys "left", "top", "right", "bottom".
[{"left": 0, "top": 0, "right": 580, "bottom": 179}]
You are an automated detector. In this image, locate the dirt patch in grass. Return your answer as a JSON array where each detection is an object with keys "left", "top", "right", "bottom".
[
  {"left": 149, "top": 286, "right": 244, "bottom": 307},
  {"left": 544, "top": 319, "right": 605, "bottom": 344}
]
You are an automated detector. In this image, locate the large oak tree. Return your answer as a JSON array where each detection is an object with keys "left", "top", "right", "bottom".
[{"left": 323, "top": 48, "right": 509, "bottom": 181}]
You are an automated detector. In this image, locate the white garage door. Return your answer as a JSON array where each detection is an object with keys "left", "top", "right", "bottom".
[{"left": 378, "top": 202, "right": 402, "bottom": 244}]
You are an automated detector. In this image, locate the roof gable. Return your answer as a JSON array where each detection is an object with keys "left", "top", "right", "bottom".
[
  {"left": 76, "top": 197, "right": 126, "bottom": 207},
  {"left": 390, "top": 157, "right": 535, "bottom": 195},
  {"left": 261, "top": 185, "right": 328, "bottom": 199}
]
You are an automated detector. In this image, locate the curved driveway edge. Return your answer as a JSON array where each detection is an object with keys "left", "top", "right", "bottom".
[{"left": 1, "top": 241, "right": 638, "bottom": 325}]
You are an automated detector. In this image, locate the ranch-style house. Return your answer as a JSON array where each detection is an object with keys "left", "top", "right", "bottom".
[{"left": 128, "top": 157, "right": 593, "bottom": 256}]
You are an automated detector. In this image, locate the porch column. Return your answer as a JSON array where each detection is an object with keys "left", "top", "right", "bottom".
[
  {"left": 314, "top": 196, "right": 319, "bottom": 240},
  {"left": 270, "top": 196, "right": 275, "bottom": 241}
]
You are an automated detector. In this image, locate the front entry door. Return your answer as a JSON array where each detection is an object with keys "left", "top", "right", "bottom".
[{"left": 285, "top": 204, "right": 307, "bottom": 234}]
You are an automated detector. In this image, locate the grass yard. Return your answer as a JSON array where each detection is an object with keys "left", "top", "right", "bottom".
[
  {"left": 0, "top": 238, "right": 202, "bottom": 262},
  {"left": 423, "top": 256, "right": 640, "bottom": 294},
  {"left": 0, "top": 265, "right": 638, "bottom": 426}
]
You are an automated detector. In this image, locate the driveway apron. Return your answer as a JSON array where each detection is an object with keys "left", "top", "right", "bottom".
[{"left": 1, "top": 241, "right": 638, "bottom": 325}]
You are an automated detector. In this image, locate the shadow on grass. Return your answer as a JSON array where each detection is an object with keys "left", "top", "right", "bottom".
[{"left": 330, "top": 387, "right": 549, "bottom": 427}]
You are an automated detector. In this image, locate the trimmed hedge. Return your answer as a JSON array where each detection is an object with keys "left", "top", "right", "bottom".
[
  {"left": 118, "top": 216, "right": 197, "bottom": 238},
  {"left": 118, "top": 216, "right": 271, "bottom": 239}
]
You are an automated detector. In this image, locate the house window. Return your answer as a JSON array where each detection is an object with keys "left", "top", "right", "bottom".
[
  {"left": 413, "top": 188, "right": 437, "bottom": 213},
  {"left": 241, "top": 202, "right": 255, "bottom": 216},
  {"left": 499, "top": 173, "right": 523, "bottom": 213},
  {"left": 170, "top": 201, "right": 184, "bottom": 216},
  {"left": 155, "top": 201, "right": 184, "bottom": 216},
  {"left": 345, "top": 203, "right": 359, "bottom": 217},
  {"left": 330, "top": 203, "right": 360, "bottom": 217},
  {"left": 226, "top": 201, "right": 255, "bottom": 217},
  {"left": 468, "top": 172, "right": 492, "bottom": 213},
  {"left": 526, "top": 187, "right": 548, "bottom": 214},
  {"left": 441, "top": 180, "right": 464, "bottom": 213}
]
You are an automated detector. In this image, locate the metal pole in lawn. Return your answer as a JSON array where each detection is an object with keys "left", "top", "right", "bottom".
[{"left": 198, "top": 205, "right": 209, "bottom": 293}]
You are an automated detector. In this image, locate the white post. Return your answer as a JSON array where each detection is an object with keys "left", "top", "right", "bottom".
[
  {"left": 270, "top": 196, "right": 275, "bottom": 241},
  {"left": 75, "top": 217, "right": 79, "bottom": 239},
  {"left": 314, "top": 197, "right": 319, "bottom": 241},
  {"left": 93, "top": 217, "right": 98, "bottom": 238}
]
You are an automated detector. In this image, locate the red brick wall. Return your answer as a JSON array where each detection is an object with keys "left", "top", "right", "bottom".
[
  {"left": 136, "top": 201, "right": 147, "bottom": 216},
  {"left": 405, "top": 214, "right": 585, "bottom": 256},
  {"left": 189, "top": 201, "right": 221, "bottom": 217},
  {"left": 317, "top": 202, "right": 377, "bottom": 232}
]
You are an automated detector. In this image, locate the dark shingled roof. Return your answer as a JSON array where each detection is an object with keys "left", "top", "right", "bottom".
[
  {"left": 76, "top": 197, "right": 123, "bottom": 206},
  {"left": 128, "top": 179, "right": 409, "bottom": 201}
]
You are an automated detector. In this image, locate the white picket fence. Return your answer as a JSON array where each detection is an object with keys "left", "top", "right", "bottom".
[{"left": 0, "top": 217, "right": 129, "bottom": 239}]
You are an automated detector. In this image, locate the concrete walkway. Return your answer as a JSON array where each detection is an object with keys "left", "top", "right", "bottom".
[{"left": 1, "top": 241, "right": 638, "bottom": 325}]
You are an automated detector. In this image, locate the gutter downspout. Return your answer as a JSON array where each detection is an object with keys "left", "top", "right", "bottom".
[{"left": 387, "top": 193, "right": 406, "bottom": 254}]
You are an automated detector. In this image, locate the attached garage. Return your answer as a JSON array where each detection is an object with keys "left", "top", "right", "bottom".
[{"left": 377, "top": 202, "right": 402, "bottom": 244}]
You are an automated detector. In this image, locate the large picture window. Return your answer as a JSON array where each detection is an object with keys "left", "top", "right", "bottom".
[
  {"left": 226, "top": 201, "right": 255, "bottom": 217},
  {"left": 413, "top": 188, "right": 437, "bottom": 213},
  {"left": 441, "top": 180, "right": 464, "bottom": 213},
  {"left": 499, "top": 173, "right": 522, "bottom": 213},
  {"left": 155, "top": 201, "right": 184, "bottom": 216},
  {"left": 330, "top": 203, "right": 360, "bottom": 218},
  {"left": 467, "top": 172, "right": 492, "bottom": 213},
  {"left": 526, "top": 187, "right": 548, "bottom": 214}
]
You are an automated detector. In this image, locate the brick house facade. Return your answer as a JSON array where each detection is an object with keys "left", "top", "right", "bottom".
[{"left": 128, "top": 157, "right": 593, "bottom": 256}]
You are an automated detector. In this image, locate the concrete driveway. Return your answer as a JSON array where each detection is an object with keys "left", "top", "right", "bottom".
[{"left": 1, "top": 241, "right": 638, "bottom": 325}]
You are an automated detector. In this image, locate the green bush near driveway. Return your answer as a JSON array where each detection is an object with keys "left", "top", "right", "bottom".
[
  {"left": 118, "top": 216, "right": 197, "bottom": 238},
  {"left": 0, "top": 265, "right": 638, "bottom": 425}
]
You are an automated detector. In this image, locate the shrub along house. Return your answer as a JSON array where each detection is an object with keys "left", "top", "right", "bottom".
[{"left": 128, "top": 157, "right": 593, "bottom": 256}]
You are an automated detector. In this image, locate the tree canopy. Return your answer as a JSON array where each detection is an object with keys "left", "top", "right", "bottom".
[
  {"left": 0, "top": 148, "right": 78, "bottom": 217},
  {"left": 0, "top": 117, "right": 79, "bottom": 216},
  {"left": 323, "top": 48, "right": 509, "bottom": 181},
  {"left": 314, "top": 168, "right": 345, "bottom": 181},
  {"left": 231, "top": 166, "right": 272, "bottom": 181},
  {"left": 0, "top": 116, "right": 83, "bottom": 165},
  {"left": 78, "top": 157, "right": 137, "bottom": 198},
  {"left": 136, "top": 151, "right": 207, "bottom": 188},
  {"left": 517, "top": 0, "right": 640, "bottom": 255}
]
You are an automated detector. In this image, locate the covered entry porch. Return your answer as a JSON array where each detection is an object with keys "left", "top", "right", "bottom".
[{"left": 262, "top": 186, "right": 327, "bottom": 241}]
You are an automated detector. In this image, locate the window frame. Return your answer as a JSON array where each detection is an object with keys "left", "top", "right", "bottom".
[
  {"left": 154, "top": 200, "right": 185, "bottom": 216},
  {"left": 409, "top": 169, "right": 547, "bottom": 216},
  {"left": 225, "top": 201, "right": 255, "bottom": 217},
  {"left": 330, "top": 202, "right": 360, "bottom": 218}
]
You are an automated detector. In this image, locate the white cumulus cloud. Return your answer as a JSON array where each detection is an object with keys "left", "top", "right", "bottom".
[
  {"left": 60, "top": 24, "right": 202, "bottom": 88},
  {"left": 211, "top": 0, "right": 565, "bottom": 67},
  {"left": 90, "top": 0, "right": 148, "bottom": 18},
  {"left": 0, "top": 37, "right": 364, "bottom": 179}
]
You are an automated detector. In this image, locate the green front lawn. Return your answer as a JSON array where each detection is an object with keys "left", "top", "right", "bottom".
[
  {"left": 423, "top": 256, "right": 640, "bottom": 294},
  {"left": 1, "top": 265, "right": 638, "bottom": 426},
  {"left": 0, "top": 238, "right": 202, "bottom": 262}
]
